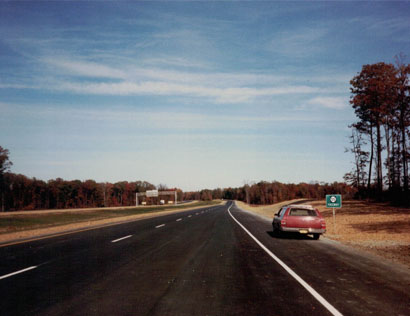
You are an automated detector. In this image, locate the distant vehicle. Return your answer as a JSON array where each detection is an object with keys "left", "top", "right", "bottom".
[{"left": 272, "top": 204, "right": 326, "bottom": 240}]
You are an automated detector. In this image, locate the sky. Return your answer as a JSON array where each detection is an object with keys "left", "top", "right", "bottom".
[{"left": 0, "top": 1, "right": 409, "bottom": 191}]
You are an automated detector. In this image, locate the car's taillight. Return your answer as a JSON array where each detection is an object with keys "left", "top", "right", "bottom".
[
  {"left": 321, "top": 220, "right": 326, "bottom": 228},
  {"left": 281, "top": 220, "right": 287, "bottom": 226}
]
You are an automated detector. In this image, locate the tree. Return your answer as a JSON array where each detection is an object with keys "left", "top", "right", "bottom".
[
  {"left": 348, "top": 58, "right": 410, "bottom": 204},
  {"left": 344, "top": 124, "right": 369, "bottom": 189},
  {"left": 0, "top": 146, "right": 12, "bottom": 174},
  {"left": 350, "top": 62, "right": 398, "bottom": 195},
  {"left": 0, "top": 146, "right": 13, "bottom": 211},
  {"left": 394, "top": 55, "right": 410, "bottom": 192}
]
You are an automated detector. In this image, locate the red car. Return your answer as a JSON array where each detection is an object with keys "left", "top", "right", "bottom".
[{"left": 272, "top": 204, "right": 326, "bottom": 239}]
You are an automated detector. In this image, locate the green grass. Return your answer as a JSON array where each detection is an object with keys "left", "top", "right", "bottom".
[{"left": 0, "top": 200, "right": 222, "bottom": 234}]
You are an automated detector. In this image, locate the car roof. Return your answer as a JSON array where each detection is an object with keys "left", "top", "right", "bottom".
[{"left": 285, "top": 204, "right": 315, "bottom": 209}]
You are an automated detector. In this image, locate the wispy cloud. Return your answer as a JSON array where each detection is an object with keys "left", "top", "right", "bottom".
[
  {"left": 2, "top": 101, "right": 346, "bottom": 133},
  {"left": 6, "top": 57, "right": 337, "bottom": 103},
  {"left": 55, "top": 80, "right": 321, "bottom": 103},
  {"left": 269, "top": 27, "right": 328, "bottom": 57},
  {"left": 352, "top": 16, "right": 410, "bottom": 42},
  {"left": 141, "top": 57, "right": 210, "bottom": 69},
  {"left": 44, "top": 58, "right": 126, "bottom": 79},
  {"left": 308, "top": 96, "right": 348, "bottom": 110}
]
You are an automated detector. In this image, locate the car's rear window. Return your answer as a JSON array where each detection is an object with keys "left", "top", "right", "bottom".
[{"left": 289, "top": 208, "right": 317, "bottom": 216}]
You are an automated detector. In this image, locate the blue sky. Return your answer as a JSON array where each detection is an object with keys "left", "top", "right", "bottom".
[{"left": 1, "top": 2, "right": 409, "bottom": 191}]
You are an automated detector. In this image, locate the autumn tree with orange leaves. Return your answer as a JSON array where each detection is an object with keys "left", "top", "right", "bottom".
[{"left": 348, "top": 58, "right": 409, "bottom": 203}]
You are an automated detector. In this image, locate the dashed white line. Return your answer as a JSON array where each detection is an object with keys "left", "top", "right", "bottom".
[
  {"left": 227, "top": 204, "right": 343, "bottom": 316},
  {"left": 176, "top": 218, "right": 182, "bottom": 222},
  {"left": 155, "top": 224, "right": 165, "bottom": 228},
  {"left": 111, "top": 235, "right": 132, "bottom": 243},
  {"left": 188, "top": 215, "right": 192, "bottom": 218},
  {"left": 0, "top": 266, "right": 38, "bottom": 280},
  {"left": 195, "top": 213, "right": 199, "bottom": 215}
]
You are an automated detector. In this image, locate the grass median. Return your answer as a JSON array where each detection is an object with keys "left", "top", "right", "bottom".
[{"left": 0, "top": 201, "right": 222, "bottom": 235}]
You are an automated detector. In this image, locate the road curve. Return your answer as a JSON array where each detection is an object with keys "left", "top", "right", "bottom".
[{"left": 0, "top": 201, "right": 409, "bottom": 315}]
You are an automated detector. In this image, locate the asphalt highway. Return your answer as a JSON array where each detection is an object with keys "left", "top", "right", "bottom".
[{"left": 0, "top": 201, "right": 409, "bottom": 316}]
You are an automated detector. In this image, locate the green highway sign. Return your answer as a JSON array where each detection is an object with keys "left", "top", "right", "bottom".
[{"left": 326, "top": 194, "right": 342, "bottom": 208}]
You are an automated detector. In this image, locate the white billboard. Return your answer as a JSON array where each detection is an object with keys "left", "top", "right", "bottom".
[{"left": 146, "top": 190, "right": 159, "bottom": 197}]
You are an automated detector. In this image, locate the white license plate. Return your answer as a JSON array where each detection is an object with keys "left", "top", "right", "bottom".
[{"left": 299, "top": 229, "right": 309, "bottom": 234}]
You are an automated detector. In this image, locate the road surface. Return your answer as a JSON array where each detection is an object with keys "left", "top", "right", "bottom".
[{"left": 0, "top": 201, "right": 409, "bottom": 315}]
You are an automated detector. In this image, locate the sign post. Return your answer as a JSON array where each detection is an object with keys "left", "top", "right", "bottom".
[{"left": 326, "top": 195, "right": 342, "bottom": 234}]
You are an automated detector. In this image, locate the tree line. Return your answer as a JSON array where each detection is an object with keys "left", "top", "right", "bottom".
[
  {"left": 345, "top": 56, "right": 409, "bottom": 204},
  {"left": 0, "top": 148, "right": 158, "bottom": 211},
  {"left": 183, "top": 181, "right": 354, "bottom": 205},
  {"left": 1, "top": 146, "right": 354, "bottom": 211},
  {"left": 1, "top": 174, "right": 157, "bottom": 212}
]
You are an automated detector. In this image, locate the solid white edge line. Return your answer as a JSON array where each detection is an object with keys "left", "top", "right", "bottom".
[
  {"left": 155, "top": 224, "right": 165, "bottom": 228},
  {"left": 227, "top": 204, "right": 343, "bottom": 316},
  {"left": 0, "top": 266, "right": 38, "bottom": 280},
  {"left": 111, "top": 235, "right": 133, "bottom": 243}
]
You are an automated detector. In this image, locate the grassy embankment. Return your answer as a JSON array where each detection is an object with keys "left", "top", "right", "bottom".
[{"left": 0, "top": 200, "right": 222, "bottom": 235}]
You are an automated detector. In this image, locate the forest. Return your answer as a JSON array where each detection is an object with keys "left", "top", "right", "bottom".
[{"left": 344, "top": 57, "right": 409, "bottom": 204}]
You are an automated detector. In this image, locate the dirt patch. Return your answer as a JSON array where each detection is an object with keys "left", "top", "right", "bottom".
[
  {"left": 313, "top": 200, "right": 410, "bottom": 268},
  {"left": 237, "top": 199, "right": 410, "bottom": 269}
]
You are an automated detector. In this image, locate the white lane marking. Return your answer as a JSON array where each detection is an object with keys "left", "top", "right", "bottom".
[
  {"left": 155, "top": 224, "right": 165, "bottom": 228},
  {"left": 0, "top": 266, "right": 38, "bottom": 280},
  {"left": 176, "top": 218, "right": 182, "bottom": 222},
  {"left": 227, "top": 204, "right": 343, "bottom": 316},
  {"left": 111, "top": 235, "right": 132, "bottom": 243},
  {"left": 188, "top": 215, "right": 192, "bottom": 218},
  {"left": 195, "top": 213, "right": 199, "bottom": 215}
]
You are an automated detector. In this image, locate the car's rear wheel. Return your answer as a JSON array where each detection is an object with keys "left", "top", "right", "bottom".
[{"left": 312, "top": 233, "right": 320, "bottom": 240}]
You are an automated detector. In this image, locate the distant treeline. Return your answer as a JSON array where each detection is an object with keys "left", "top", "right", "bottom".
[
  {"left": 183, "top": 181, "right": 355, "bottom": 205},
  {"left": 1, "top": 172, "right": 158, "bottom": 211},
  {"left": 0, "top": 172, "right": 353, "bottom": 212}
]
